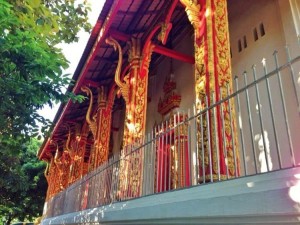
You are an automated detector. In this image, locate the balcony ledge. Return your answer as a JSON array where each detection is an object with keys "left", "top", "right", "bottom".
[{"left": 42, "top": 167, "right": 300, "bottom": 225}]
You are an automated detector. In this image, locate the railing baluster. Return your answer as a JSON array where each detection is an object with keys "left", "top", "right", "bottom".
[
  {"left": 273, "top": 50, "right": 296, "bottom": 167},
  {"left": 206, "top": 96, "right": 213, "bottom": 183},
  {"left": 193, "top": 104, "right": 200, "bottom": 185},
  {"left": 163, "top": 121, "right": 167, "bottom": 192},
  {"left": 200, "top": 102, "right": 205, "bottom": 184},
  {"left": 173, "top": 113, "right": 177, "bottom": 189},
  {"left": 148, "top": 133, "right": 152, "bottom": 195},
  {"left": 262, "top": 58, "right": 281, "bottom": 169},
  {"left": 128, "top": 144, "right": 133, "bottom": 199},
  {"left": 176, "top": 112, "right": 181, "bottom": 188},
  {"left": 212, "top": 92, "right": 221, "bottom": 181},
  {"left": 234, "top": 76, "right": 247, "bottom": 176},
  {"left": 168, "top": 118, "right": 172, "bottom": 190},
  {"left": 165, "top": 119, "right": 170, "bottom": 191},
  {"left": 252, "top": 65, "right": 269, "bottom": 172},
  {"left": 120, "top": 148, "right": 125, "bottom": 201},
  {"left": 116, "top": 155, "right": 121, "bottom": 202},
  {"left": 152, "top": 129, "right": 156, "bottom": 195},
  {"left": 243, "top": 71, "right": 258, "bottom": 174},
  {"left": 154, "top": 127, "right": 158, "bottom": 194},
  {"left": 226, "top": 84, "right": 238, "bottom": 177},
  {"left": 187, "top": 108, "right": 192, "bottom": 186},
  {"left": 158, "top": 124, "right": 163, "bottom": 192},
  {"left": 181, "top": 113, "right": 186, "bottom": 187},
  {"left": 110, "top": 156, "right": 114, "bottom": 202},
  {"left": 143, "top": 134, "right": 147, "bottom": 196},
  {"left": 108, "top": 160, "right": 112, "bottom": 204},
  {"left": 114, "top": 156, "right": 119, "bottom": 202},
  {"left": 220, "top": 94, "right": 229, "bottom": 179}
]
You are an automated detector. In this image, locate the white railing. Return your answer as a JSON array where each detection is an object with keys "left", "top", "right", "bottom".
[{"left": 43, "top": 46, "right": 300, "bottom": 218}]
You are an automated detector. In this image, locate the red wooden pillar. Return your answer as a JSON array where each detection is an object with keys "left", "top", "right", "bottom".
[{"left": 180, "top": 0, "right": 239, "bottom": 180}]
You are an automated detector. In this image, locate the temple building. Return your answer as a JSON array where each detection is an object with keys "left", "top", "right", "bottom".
[{"left": 39, "top": 0, "right": 300, "bottom": 224}]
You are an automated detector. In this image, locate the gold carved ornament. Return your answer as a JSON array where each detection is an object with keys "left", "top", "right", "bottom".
[
  {"left": 180, "top": 0, "right": 201, "bottom": 38},
  {"left": 53, "top": 142, "right": 63, "bottom": 172},
  {"left": 88, "top": 86, "right": 111, "bottom": 168},
  {"left": 97, "top": 86, "right": 107, "bottom": 109},
  {"left": 56, "top": 150, "right": 72, "bottom": 189},
  {"left": 81, "top": 86, "right": 97, "bottom": 137},
  {"left": 47, "top": 156, "right": 58, "bottom": 198},
  {"left": 65, "top": 126, "right": 73, "bottom": 159},
  {"left": 105, "top": 37, "right": 130, "bottom": 104},
  {"left": 157, "top": 22, "right": 172, "bottom": 45},
  {"left": 43, "top": 159, "right": 51, "bottom": 184},
  {"left": 64, "top": 127, "right": 79, "bottom": 184},
  {"left": 96, "top": 110, "right": 111, "bottom": 166}
]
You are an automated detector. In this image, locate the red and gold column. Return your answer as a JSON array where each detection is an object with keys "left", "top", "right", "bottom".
[
  {"left": 106, "top": 37, "right": 150, "bottom": 145},
  {"left": 127, "top": 39, "right": 149, "bottom": 144},
  {"left": 180, "top": 0, "right": 239, "bottom": 180},
  {"left": 94, "top": 87, "right": 115, "bottom": 167},
  {"left": 106, "top": 37, "right": 151, "bottom": 198},
  {"left": 44, "top": 156, "right": 59, "bottom": 200},
  {"left": 81, "top": 86, "right": 114, "bottom": 170},
  {"left": 64, "top": 126, "right": 88, "bottom": 184}
]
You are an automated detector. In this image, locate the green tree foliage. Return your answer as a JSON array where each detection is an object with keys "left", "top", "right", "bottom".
[
  {"left": 0, "top": 139, "right": 47, "bottom": 225},
  {"left": 0, "top": 0, "right": 90, "bottom": 153},
  {"left": 0, "top": 0, "right": 92, "bottom": 223}
]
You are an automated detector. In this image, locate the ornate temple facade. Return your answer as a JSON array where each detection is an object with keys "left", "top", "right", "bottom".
[{"left": 39, "top": 0, "right": 300, "bottom": 224}]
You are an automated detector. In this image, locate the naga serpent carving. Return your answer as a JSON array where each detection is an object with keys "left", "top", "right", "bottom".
[
  {"left": 65, "top": 125, "right": 74, "bottom": 158},
  {"left": 81, "top": 86, "right": 97, "bottom": 137},
  {"left": 105, "top": 37, "right": 130, "bottom": 104},
  {"left": 53, "top": 141, "right": 63, "bottom": 172},
  {"left": 44, "top": 159, "right": 51, "bottom": 183},
  {"left": 180, "top": 0, "right": 201, "bottom": 38}
]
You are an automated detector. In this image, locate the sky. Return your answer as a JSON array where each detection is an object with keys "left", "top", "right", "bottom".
[{"left": 38, "top": 0, "right": 105, "bottom": 121}]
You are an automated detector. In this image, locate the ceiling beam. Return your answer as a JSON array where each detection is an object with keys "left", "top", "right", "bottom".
[
  {"left": 109, "top": 29, "right": 131, "bottom": 42},
  {"left": 153, "top": 45, "right": 194, "bottom": 64}
]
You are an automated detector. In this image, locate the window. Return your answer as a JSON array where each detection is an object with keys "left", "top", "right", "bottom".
[
  {"left": 238, "top": 39, "right": 242, "bottom": 52},
  {"left": 243, "top": 35, "right": 247, "bottom": 48},
  {"left": 260, "top": 23, "right": 265, "bottom": 36},
  {"left": 253, "top": 28, "right": 258, "bottom": 41}
]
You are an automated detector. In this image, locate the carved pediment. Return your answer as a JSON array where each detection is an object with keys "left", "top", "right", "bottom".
[{"left": 158, "top": 74, "right": 181, "bottom": 116}]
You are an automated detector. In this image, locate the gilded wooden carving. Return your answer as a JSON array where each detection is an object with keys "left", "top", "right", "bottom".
[
  {"left": 81, "top": 86, "right": 97, "bottom": 137},
  {"left": 105, "top": 37, "right": 130, "bottom": 104},
  {"left": 181, "top": 0, "right": 239, "bottom": 180}
]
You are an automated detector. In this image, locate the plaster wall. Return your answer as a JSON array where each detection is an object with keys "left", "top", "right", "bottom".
[{"left": 228, "top": 0, "right": 300, "bottom": 173}]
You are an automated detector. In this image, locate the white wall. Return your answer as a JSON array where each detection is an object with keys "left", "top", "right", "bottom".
[{"left": 228, "top": 0, "right": 300, "bottom": 172}]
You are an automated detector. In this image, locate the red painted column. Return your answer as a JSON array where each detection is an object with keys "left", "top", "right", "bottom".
[{"left": 180, "top": 0, "right": 239, "bottom": 180}]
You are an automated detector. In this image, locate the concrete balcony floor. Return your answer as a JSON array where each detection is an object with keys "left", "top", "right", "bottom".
[{"left": 42, "top": 166, "right": 300, "bottom": 225}]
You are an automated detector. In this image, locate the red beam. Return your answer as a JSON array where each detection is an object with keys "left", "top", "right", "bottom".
[
  {"left": 109, "top": 29, "right": 130, "bottom": 42},
  {"left": 153, "top": 45, "right": 195, "bottom": 64}
]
